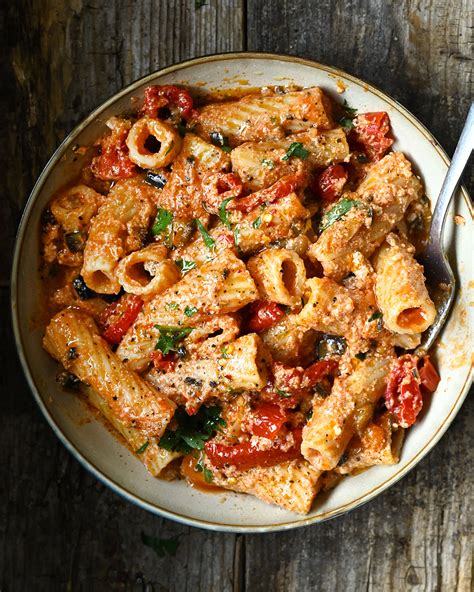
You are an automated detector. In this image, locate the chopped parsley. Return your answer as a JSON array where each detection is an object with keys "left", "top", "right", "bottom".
[
  {"left": 219, "top": 197, "right": 233, "bottom": 229},
  {"left": 368, "top": 311, "right": 384, "bottom": 330},
  {"left": 195, "top": 458, "right": 213, "bottom": 483},
  {"left": 262, "top": 158, "right": 275, "bottom": 169},
  {"left": 176, "top": 259, "right": 196, "bottom": 273},
  {"left": 184, "top": 306, "right": 198, "bottom": 317},
  {"left": 282, "top": 142, "right": 309, "bottom": 161},
  {"left": 355, "top": 352, "right": 368, "bottom": 361},
  {"left": 319, "top": 198, "right": 365, "bottom": 232},
  {"left": 233, "top": 224, "right": 241, "bottom": 249},
  {"left": 305, "top": 409, "right": 314, "bottom": 421},
  {"left": 195, "top": 219, "right": 216, "bottom": 249},
  {"left": 152, "top": 208, "right": 173, "bottom": 237},
  {"left": 221, "top": 345, "right": 231, "bottom": 359},
  {"left": 141, "top": 532, "right": 180, "bottom": 558},
  {"left": 252, "top": 216, "right": 262, "bottom": 229},
  {"left": 276, "top": 388, "right": 291, "bottom": 398},
  {"left": 338, "top": 100, "right": 357, "bottom": 130},
  {"left": 166, "top": 302, "right": 179, "bottom": 311},
  {"left": 210, "top": 131, "right": 232, "bottom": 152},
  {"left": 136, "top": 441, "right": 149, "bottom": 454},
  {"left": 154, "top": 325, "right": 194, "bottom": 355},
  {"left": 159, "top": 406, "right": 226, "bottom": 454}
]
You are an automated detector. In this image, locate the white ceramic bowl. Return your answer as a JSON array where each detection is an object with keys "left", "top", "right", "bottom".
[{"left": 11, "top": 53, "right": 473, "bottom": 532}]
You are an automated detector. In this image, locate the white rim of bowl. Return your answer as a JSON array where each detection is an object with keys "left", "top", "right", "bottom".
[{"left": 10, "top": 52, "right": 473, "bottom": 533}]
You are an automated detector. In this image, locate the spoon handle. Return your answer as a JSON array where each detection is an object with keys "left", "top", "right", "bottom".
[{"left": 429, "top": 102, "right": 474, "bottom": 248}]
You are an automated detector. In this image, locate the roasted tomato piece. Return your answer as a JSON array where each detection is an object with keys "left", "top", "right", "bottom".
[
  {"left": 202, "top": 172, "right": 243, "bottom": 213},
  {"left": 91, "top": 118, "right": 137, "bottom": 181},
  {"left": 249, "top": 403, "right": 289, "bottom": 439},
  {"left": 230, "top": 173, "right": 303, "bottom": 214},
  {"left": 205, "top": 428, "right": 303, "bottom": 470},
  {"left": 151, "top": 350, "right": 176, "bottom": 373},
  {"left": 418, "top": 356, "right": 440, "bottom": 393},
  {"left": 141, "top": 85, "right": 196, "bottom": 120},
  {"left": 352, "top": 112, "right": 394, "bottom": 161},
  {"left": 385, "top": 354, "right": 423, "bottom": 428},
  {"left": 248, "top": 301, "right": 285, "bottom": 333},
  {"left": 313, "top": 164, "right": 348, "bottom": 203},
  {"left": 99, "top": 293, "right": 143, "bottom": 345},
  {"left": 302, "top": 359, "right": 338, "bottom": 387}
]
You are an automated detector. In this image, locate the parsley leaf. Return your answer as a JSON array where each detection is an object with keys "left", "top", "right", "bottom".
[
  {"left": 282, "top": 142, "right": 309, "bottom": 161},
  {"left": 159, "top": 406, "right": 226, "bottom": 454},
  {"left": 203, "top": 466, "right": 213, "bottom": 483},
  {"left": 184, "top": 306, "right": 198, "bottom": 317},
  {"left": 219, "top": 197, "right": 233, "bottom": 229},
  {"left": 195, "top": 219, "right": 216, "bottom": 249},
  {"left": 355, "top": 352, "right": 367, "bottom": 361},
  {"left": 176, "top": 259, "right": 196, "bottom": 273},
  {"left": 339, "top": 117, "right": 355, "bottom": 130},
  {"left": 155, "top": 325, "right": 194, "bottom": 355},
  {"left": 368, "top": 311, "right": 384, "bottom": 330},
  {"left": 210, "top": 131, "right": 232, "bottom": 152},
  {"left": 136, "top": 441, "right": 149, "bottom": 454},
  {"left": 276, "top": 388, "right": 291, "bottom": 398},
  {"left": 141, "top": 532, "right": 180, "bottom": 558},
  {"left": 319, "top": 198, "right": 362, "bottom": 232},
  {"left": 166, "top": 302, "right": 179, "bottom": 310},
  {"left": 342, "top": 99, "right": 357, "bottom": 115},
  {"left": 152, "top": 208, "right": 173, "bottom": 236},
  {"left": 221, "top": 345, "right": 230, "bottom": 359},
  {"left": 233, "top": 224, "right": 241, "bottom": 249},
  {"left": 261, "top": 158, "right": 275, "bottom": 169},
  {"left": 252, "top": 216, "right": 262, "bottom": 229}
]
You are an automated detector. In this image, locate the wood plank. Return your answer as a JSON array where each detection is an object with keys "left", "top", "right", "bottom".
[
  {"left": 1, "top": 0, "right": 244, "bottom": 590},
  {"left": 245, "top": 1, "right": 473, "bottom": 590}
]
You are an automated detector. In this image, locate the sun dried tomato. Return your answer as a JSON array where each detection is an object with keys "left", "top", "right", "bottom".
[
  {"left": 385, "top": 354, "right": 423, "bottom": 428},
  {"left": 352, "top": 112, "right": 393, "bottom": 161},
  {"left": 248, "top": 301, "right": 285, "bottom": 333},
  {"left": 313, "top": 164, "right": 348, "bottom": 202},
  {"left": 99, "top": 293, "right": 143, "bottom": 345},
  {"left": 249, "top": 403, "right": 289, "bottom": 439},
  {"left": 141, "top": 85, "right": 196, "bottom": 120},
  {"left": 230, "top": 173, "right": 303, "bottom": 214}
]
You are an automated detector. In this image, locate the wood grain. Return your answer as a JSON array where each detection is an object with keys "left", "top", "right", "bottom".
[{"left": 1, "top": 0, "right": 472, "bottom": 590}]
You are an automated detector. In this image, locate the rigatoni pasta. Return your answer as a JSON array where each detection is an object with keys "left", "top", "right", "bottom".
[{"left": 40, "top": 82, "right": 440, "bottom": 514}]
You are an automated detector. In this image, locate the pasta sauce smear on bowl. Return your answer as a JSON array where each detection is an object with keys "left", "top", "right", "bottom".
[{"left": 40, "top": 83, "right": 441, "bottom": 514}]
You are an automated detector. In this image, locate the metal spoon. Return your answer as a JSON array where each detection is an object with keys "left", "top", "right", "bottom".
[{"left": 415, "top": 102, "right": 474, "bottom": 355}]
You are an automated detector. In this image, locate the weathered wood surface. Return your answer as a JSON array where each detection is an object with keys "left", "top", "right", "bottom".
[{"left": 1, "top": 1, "right": 472, "bottom": 590}]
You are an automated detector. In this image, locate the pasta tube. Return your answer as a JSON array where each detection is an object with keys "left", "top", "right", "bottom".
[
  {"left": 374, "top": 234, "right": 436, "bottom": 334},
  {"left": 260, "top": 313, "right": 317, "bottom": 366},
  {"left": 43, "top": 309, "right": 175, "bottom": 437},
  {"left": 116, "top": 244, "right": 180, "bottom": 298},
  {"left": 126, "top": 116, "right": 182, "bottom": 168},
  {"left": 231, "top": 128, "right": 349, "bottom": 192},
  {"left": 174, "top": 192, "right": 311, "bottom": 266},
  {"left": 147, "top": 334, "right": 270, "bottom": 409},
  {"left": 117, "top": 250, "right": 258, "bottom": 370},
  {"left": 248, "top": 249, "right": 306, "bottom": 306},
  {"left": 309, "top": 152, "right": 423, "bottom": 279},
  {"left": 81, "top": 176, "right": 158, "bottom": 293},
  {"left": 302, "top": 352, "right": 393, "bottom": 471},
  {"left": 335, "top": 412, "right": 404, "bottom": 475},
  {"left": 85, "top": 386, "right": 181, "bottom": 476},
  {"left": 193, "top": 87, "right": 334, "bottom": 146}
]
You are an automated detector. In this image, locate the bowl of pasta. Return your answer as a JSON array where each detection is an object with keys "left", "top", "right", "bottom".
[{"left": 12, "top": 53, "right": 472, "bottom": 531}]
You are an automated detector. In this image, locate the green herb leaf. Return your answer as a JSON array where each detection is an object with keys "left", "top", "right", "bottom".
[
  {"left": 252, "top": 216, "right": 262, "bottom": 229},
  {"left": 368, "top": 312, "right": 383, "bottom": 322},
  {"left": 319, "top": 198, "right": 361, "bottom": 232},
  {"left": 219, "top": 197, "right": 233, "bottom": 229},
  {"left": 342, "top": 100, "right": 357, "bottom": 115},
  {"left": 276, "top": 388, "right": 291, "bottom": 398},
  {"left": 261, "top": 158, "right": 275, "bottom": 169},
  {"left": 282, "top": 142, "right": 309, "bottom": 161},
  {"left": 355, "top": 352, "right": 367, "bottom": 361},
  {"left": 159, "top": 406, "right": 226, "bottom": 454},
  {"left": 305, "top": 409, "right": 313, "bottom": 421},
  {"left": 184, "top": 306, "right": 198, "bottom": 317},
  {"left": 152, "top": 208, "right": 173, "bottom": 236},
  {"left": 176, "top": 259, "right": 196, "bottom": 273},
  {"left": 339, "top": 117, "right": 355, "bottom": 130},
  {"left": 136, "top": 441, "right": 149, "bottom": 454},
  {"left": 177, "top": 121, "right": 187, "bottom": 137},
  {"left": 141, "top": 532, "right": 180, "bottom": 558},
  {"left": 210, "top": 131, "right": 232, "bottom": 152},
  {"left": 195, "top": 219, "right": 216, "bottom": 249},
  {"left": 166, "top": 302, "right": 179, "bottom": 311},
  {"left": 155, "top": 325, "right": 194, "bottom": 355},
  {"left": 221, "top": 345, "right": 230, "bottom": 359},
  {"left": 203, "top": 467, "right": 213, "bottom": 483},
  {"left": 233, "top": 224, "right": 240, "bottom": 249}
]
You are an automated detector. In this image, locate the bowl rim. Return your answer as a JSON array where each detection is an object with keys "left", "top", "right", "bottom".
[{"left": 11, "top": 51, "right": 473, "bottom": 533}]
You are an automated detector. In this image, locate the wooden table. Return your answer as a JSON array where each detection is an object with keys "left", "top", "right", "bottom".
[{"left": 1, "top": 1, "right": 472, "bottom": 590}]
